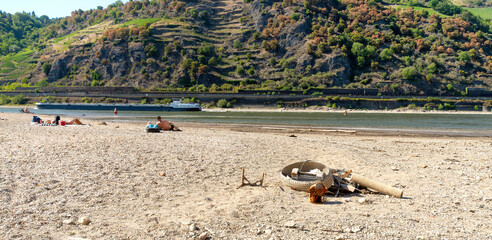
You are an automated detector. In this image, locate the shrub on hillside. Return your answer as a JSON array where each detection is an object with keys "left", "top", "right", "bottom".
[
  {"left": 42, "top": 62, "right": 52, "bottom": 75},
  {"left": 217, "top": 99, "right": 232, "bottom": 108},
  {"left": 401, "top": 67, "right": 417, "bottom": 81},
  {"left": 11, "top": 94, "right": 27, "bottom": 104}
]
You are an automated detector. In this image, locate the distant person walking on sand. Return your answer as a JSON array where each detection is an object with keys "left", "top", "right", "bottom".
[
  {"left": 156, "top": 116, "right": 180, "bottom": 131},
  {"left": 114, "top": 107, "right": 118, "bottom": 116}
]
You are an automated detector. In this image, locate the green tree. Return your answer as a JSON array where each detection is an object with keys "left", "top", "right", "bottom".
[
  {"left": 401, "top": 67, "right": 417, "bottom": 81},
  {"left": 91, "top": 70, "right": 102, "bottom": 80},
  {"left": 458, "top": 51, "right": 470, "bottom": 62},
  {"left": 198, "top": 55, "right": 207, "bottom": 65},
  {"left": 0, "top": 94, "right": 11, "bottom": 105},
  {"left": 217, "top": 99, "right": 228, "bottom": 108},
  {"left": 198, "top": 45, "right": 214, "bottom": 56},
  {"left": 42, "top": 62, "right": 52, "bottom": 75},
  {"left": 208, "top": 57, "right": 218, "bottom": 66},
  {"left": 379, "top": 48, "right": 394, "bottom": 61},
  {"left": 198, "top": 10, "right": 210, "bottom": 24},
  {"left": 247, "top": 67, "right": 255, "bottom": 75},
  {"left": 446, "top": 84, "right": 454, "bottom": 91},
  {"left": 144, "top": 43, "right": 158, "bottom": 57},
  {"left": 427, "top": 62, "right": 437, "bottom": 74},
  {"left": 11, "top": 94, "right": 27, "bottom": 104},
  {"left": 468, "top": 48, "right": 477, "bottom": 60},
  {"left": 236, "top": 66, "right": 245, "bottom": 76},
  {"left": 36, "top": 79, "right": 49, "bottom": 87},
  {"left": 233, "top": 40, "right": 243, "bottom": 49}
]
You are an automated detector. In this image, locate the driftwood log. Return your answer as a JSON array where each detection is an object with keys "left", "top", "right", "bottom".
[{"left": 350, "top": 174, "right": 403, "bottom": 198}]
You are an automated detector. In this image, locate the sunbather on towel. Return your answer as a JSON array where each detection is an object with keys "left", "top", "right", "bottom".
[
  {"left": 66, "top": 118, "right": 84, "bottom": 125},
  {"left": 156, "top": 116, "right": 180, "bottom": 131}
]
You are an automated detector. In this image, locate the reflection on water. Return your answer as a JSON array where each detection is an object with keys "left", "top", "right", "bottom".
[{"left": 2, "top": 107, "right": 492, "bottom": 133}]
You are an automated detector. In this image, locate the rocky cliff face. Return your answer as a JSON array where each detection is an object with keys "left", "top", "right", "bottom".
[{"left": 27, "top": 0, "right": 491, "bottom": 94}]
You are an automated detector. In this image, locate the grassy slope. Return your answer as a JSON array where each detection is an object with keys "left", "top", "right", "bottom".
[
  {"left": 397, "top": 5, "right": 492, "bottom": 23},
  {"left": 464, "top": 7, "right": 492, "bottom": 20},
  {"left": 397, "top": 5, "right": 451, "bottom": 18}
]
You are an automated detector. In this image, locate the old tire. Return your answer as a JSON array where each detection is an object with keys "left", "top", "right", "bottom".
[{"left": 280, "top": 161, "right": 333, "bottom": 192}]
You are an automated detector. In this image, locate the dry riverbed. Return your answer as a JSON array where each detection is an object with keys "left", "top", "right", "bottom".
[{"left": 0, "top": 112, "right": 491, "bottom": 239}]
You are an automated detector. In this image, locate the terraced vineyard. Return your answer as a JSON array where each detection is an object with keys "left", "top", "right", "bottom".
[{"left": 0, "top": 50, "right": 38, "bottom": 81}]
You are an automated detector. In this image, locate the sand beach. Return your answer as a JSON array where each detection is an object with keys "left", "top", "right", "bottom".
[{"left": 0, "top": 112, "right": 491, "bottom": 239}]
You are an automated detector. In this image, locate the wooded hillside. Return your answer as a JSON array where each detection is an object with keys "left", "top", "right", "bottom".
[{"left": 0, "top": 0, "right": 491, "bottom": 96}]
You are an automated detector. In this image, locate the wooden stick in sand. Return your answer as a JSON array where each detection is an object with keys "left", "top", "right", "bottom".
[{"left": 350, "top": 174, "right": 403, "bottom": 198}]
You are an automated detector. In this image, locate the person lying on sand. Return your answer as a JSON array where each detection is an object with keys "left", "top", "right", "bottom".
[
  {"left": 66, "top": 118, "right": 84, "bottom": 125},
  {"left": 156, "top": 116, "right": 180, "bottom": 131}
]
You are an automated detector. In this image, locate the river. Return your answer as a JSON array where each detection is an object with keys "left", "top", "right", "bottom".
[{"left": 2, "top": 107, "right": 491, "bottom": 136}]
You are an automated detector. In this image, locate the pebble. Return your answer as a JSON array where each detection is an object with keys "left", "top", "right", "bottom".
[
  {"left": 342, "top": 198, "right": 351, "bottom": 203},
  {"left": 419, "top": 165, "right": 428, "bottom": 168},
  {"left": 189, "top": 223, "right": 197, "bottom": 232},
  {"left": 265, "top": 229, "right": 272, "bottom": 235},
  {"left": 78, "top": 217, "right": 91, "bottom": 225},
  {"left": 343, "top": 226, "right": 362, "bottom": 233},
  {"left": 352, "top": 226, "right": 362, "bottom": 233},
  {"left": 284, "top": 221, "right": 296, "bottom": 228},
  {"left": 358, "top": 198, "right": 367, "bottom": 204},
  {"left": 391, "top": 166, "right": 399, "bottom": 171},
  {"left": 159, "top": 171, "right": 166, "bottom": 177},
  {"left": 181, "top": 220, "right": 191, "bottom": 225},
  {"left": 63, "top": 219, "right": 75, "bottom": 225},
  {"left": 198, "top": 232, "right": 208, "bottom": 240}
]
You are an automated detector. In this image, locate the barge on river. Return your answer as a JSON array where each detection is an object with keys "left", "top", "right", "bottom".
[{"left": 35, "top": 100, "right": 201, "bottom": 111}]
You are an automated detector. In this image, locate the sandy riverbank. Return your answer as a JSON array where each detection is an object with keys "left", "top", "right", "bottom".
[{"left": 0, "top": 112, "right": 491, "bottom": 239}]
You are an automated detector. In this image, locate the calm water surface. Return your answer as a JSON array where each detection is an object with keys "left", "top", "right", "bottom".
[{"left": 2, "top": 107, "right": 491, "bottom": 135}]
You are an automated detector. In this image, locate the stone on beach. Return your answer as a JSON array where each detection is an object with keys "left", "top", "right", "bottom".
[
  {"left": 198, "top": 232, "right": 208, "bottom": 240},
  {"left": 78, "top": 217, "right": 91, "bottom": 225}
]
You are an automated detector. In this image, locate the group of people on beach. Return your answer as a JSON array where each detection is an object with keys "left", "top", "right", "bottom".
[
  {"left": 33, "top": 115, "right": 84, "bottom": 125},
  {"left": 27, "top": 105, "right": 179, "bottom": 130}
]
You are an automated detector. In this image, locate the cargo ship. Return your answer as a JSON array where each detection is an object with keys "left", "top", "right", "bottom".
[{"left": 35, "top": 100, "right": 201, "bottom": 111}]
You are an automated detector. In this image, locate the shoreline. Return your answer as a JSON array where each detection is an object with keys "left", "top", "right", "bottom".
[
  {"left": 4, "top": 111, "right": 491, "bottom": 138},
  {"left": 2, "top": 104, "right": 491, "bottom": 115},
  {"left": 1, "top": 106, "right": 491, "bottom": 138}
]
